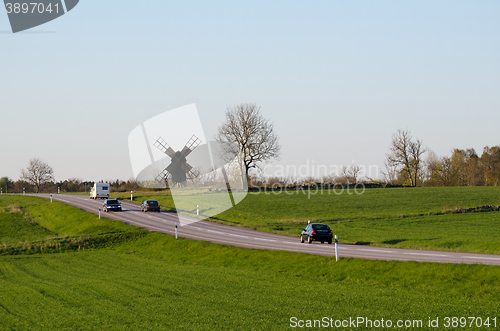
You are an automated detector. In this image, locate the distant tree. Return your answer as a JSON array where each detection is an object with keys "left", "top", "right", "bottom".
[
  {"left": 422, "top": 145, "right": 500, "bottom": 187},
  {"left": 381, "top": 161, "right": 399, "bottom": 185},
  {"left": 118, "top": 179, "right": 140, "bottom": 192},
  {"left": 215, "top": 103, "right": 281, "bottom": 182},
  {"left": 425, "top": 153, "right": 455, "bottom": 186},
  {"left": 424, "top": 150, "right": 440, "bottom": 184},
  {"left": 14, "top": 179, "right": 33, "bottom": 193},
  {"left": 61, "top": 178, "right": 84, "bottom": 192},
  {"left": 481, "top": 146, "right": 500, "bottom": 186},
  {"left": 342, "top": 165, "right": 361, "bottom": 183},
  {"left": 386, "top": 129, "right": 427, "bottom": 187},
  {"left": 451, "top": 148, "right": 482, "bottom": 186},
  {"left": 0, "top": 177, "right": 14, "bottom": 193},
  {"left": 20, "top": 158, "right": 54, "bottom": 193}
]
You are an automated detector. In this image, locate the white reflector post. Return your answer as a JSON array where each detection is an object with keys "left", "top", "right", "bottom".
[{"left": 335, "top": 235, "right": 339, "bottom": 261}]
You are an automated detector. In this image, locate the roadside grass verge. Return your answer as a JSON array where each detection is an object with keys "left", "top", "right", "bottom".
[
  {"left": 0, "top": 196, "right": 145, "bottom": 256},
  {"left": 0, "top": 206, "right": 54, "bottom": 245},
  {"left": 1, "top": 195, "right": 500, "bottom": 329}
]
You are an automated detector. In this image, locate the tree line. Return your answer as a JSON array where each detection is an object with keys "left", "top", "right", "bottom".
[
  {"left": 0, "top": 176, "right": 142, "bottom": 194},
  {"left": 0, "top": 158, "right": 141, "bottom": 194},
  {"left": 424, "top": 146, "right": 500, "bottom": 187},
  {"left": 383, "top": 129, "right": 500, "bottom": 187}
]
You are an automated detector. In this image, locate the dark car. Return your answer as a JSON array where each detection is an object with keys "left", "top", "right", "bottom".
[
  {"left": 141, "top": 200, "right": 160, "bottom": 212},
  {"left": 300, "top": 223, "right": 333, "bottom": 244},
  {"left": 102, "top": 199, "right": 122, "bottom": 212}
]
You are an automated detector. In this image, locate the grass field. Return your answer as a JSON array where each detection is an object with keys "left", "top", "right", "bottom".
[
  {"left": 1, "top": 195, "right": 500, "bottom": 330},
  {"left": 111, "top": 186, "right": 500, "bottom": 254}
]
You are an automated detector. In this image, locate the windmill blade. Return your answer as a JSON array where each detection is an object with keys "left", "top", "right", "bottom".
[
  {"left": 187, "top": 168, "right": 201, "bottom": 180},
  {"left": 180, "top": 135, "right": 202, "bottom": 157},
  {"left": 155, "top": 168, "right": 171, "bottom": 182},
  {"left": 154, "top": 137, "right": 176, "bottom": 158}
]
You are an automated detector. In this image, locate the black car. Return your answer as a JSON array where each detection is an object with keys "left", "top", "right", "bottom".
[
  {"left": 300, "top": 223, "right": 333, "bottom": 244},
  {"left": 102, "top": 199, "right": 122, "bottom": 212},
  {"left": 141, "top": 200, "right": 160, "bottom": 212}
]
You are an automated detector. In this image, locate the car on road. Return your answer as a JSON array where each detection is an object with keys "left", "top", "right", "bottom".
[
  {"left": 300, "top": 223, "right": 333, "bottom": 244},
  {"left": 141, "top": 200, "right": 161, "bottom": 212},
  {"left": 102, "top": 199, "right": 122, "bottom": 212}
]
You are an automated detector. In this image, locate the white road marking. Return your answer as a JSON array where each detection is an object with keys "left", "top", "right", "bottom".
[
  {"left": 462, "top": 256, "right": 500, "bottom": 260},
  {"left": 205, "top": 230, "right": 224, "bottom": 234},
  {"left": 353, "top": 248, "right": 395, "bottom": 253},
  {"left": 229, "top": 234, "right": 249, "bottom": 238},
  {"left": 406, "top": 252, "right": 448, "bottom": 257}
]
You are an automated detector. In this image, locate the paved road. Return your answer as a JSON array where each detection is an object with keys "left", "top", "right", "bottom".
[{"left": 33, "top": 194, "right": 500, "bottom": 266}]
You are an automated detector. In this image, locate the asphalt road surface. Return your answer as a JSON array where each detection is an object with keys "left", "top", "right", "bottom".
[{"left": 32, "top": 194, "right": 500, "bottom": 266}]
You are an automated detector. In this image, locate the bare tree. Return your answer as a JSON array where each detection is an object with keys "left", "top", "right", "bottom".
[
  {"left": 381, "top": 160, "right": 398, "bottom": 185},
  {"left": 342, "top": 165, "right": 361, "bottom": 183},
  {"left": 386, "top": 129, "right": 427, "bottom": 187},
  {"left": 215, "top": 103, "right": 281, "bottom": 182},
  {"left": 20, "top": 158, "right": 54, "bottom": 193}
]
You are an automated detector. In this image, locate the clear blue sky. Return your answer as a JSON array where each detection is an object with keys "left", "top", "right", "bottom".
[{"left": 1, "top": 1, "right": 499, "bottom": 182}]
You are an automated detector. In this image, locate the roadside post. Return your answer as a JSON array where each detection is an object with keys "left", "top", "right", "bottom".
[
  {"left": 175, "top": 223, "right": 178, "bottom": 239},
  {"left": 131, "top": 191, "right": 133, "bottom": 201},
  {"left": 197, "top": 205, "right": 199, "bottom": 216},
  {"left": 23, "top": 188, "right": 25, "bottom": 196},
  {"left": 50, "top": 194, "right": 53, "bottom": 203},
  {"left": 335, "top": 235, "right": 339, "bottom": 261},
  {"left": 99, "top": 208, "right": 101, "bottom": 219},
  {"left": 1, "top": 188, "right": 2, "bottom": 195},
  {"left": 58, "top": 187, "right": 60, "bottom": 194}
]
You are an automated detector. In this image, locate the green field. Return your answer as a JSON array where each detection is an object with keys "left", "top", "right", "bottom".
[
  {"left": 1, "top": 195, "right": 500, "bottom": 330},
  {"left": 112, "top": 186, "right": 500, "bottom": 253}
]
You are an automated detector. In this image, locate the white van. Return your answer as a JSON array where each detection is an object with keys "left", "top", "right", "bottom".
[{"left": 90, "top": 183, "right": 110, "bottom": 199}]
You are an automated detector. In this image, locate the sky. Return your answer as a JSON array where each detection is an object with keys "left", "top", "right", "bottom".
[{"left": 1, "top": 1, "right": 499, "bottom": 182}]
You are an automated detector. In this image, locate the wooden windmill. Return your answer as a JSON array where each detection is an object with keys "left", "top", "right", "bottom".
[{"left": 154, "top": 135, "right": 202, "bottom": 186}]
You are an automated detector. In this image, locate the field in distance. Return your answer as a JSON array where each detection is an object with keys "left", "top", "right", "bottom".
[
  {"left": 1, "top": 195, "right": 499, "bottom": 330},
  {"left": 112, "top": 186, "right": 500, "bottom": 254}
]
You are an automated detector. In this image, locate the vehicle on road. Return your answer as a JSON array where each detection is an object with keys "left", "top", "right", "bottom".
[
  {"left": 141, "top": 200, "right": 160, "bottom": 212},
  {"left": 102, "top": 199, "right": 122, "bottom": 212},
  {"left": 300, "top": 223, "right": 333, "bottom": 244},
  {"left": 90, "top": 183, "right": 110, "bottom": 200}
]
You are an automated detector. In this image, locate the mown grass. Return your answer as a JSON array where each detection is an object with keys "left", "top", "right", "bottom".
[
  {"left": 0, "top": 195, "right": 499, "bottom": 330},
  {"left": 113, "top": 186, "right": 500, "bottom": 253},
  {"left": 0, "top": 195, "right": 135, "bottom": 237}
]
